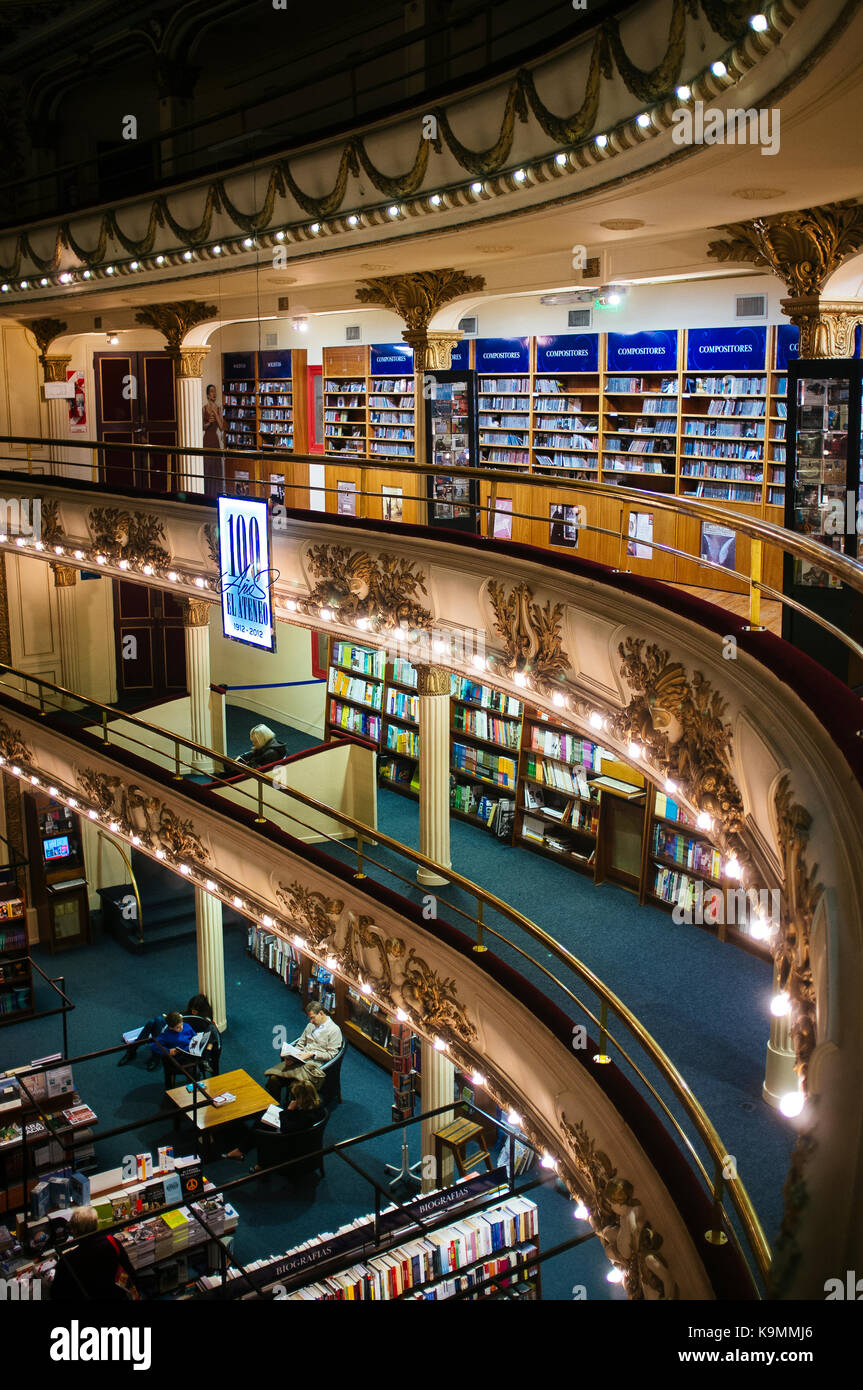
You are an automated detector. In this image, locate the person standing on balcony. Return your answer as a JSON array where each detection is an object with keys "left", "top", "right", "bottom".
[{"left": 202, "top": 384, "right": 225, "bottom": 497}]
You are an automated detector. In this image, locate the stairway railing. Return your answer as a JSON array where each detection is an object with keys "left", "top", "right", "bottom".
[{"left": 96, "top": 829, "right": 144, "bottom": 948}]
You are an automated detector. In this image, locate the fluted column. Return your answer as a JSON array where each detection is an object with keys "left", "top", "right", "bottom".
[
  {"left": 182, "top": 598, "right": 214, "bottom": 771},
  {"left": 42, "top": 355, "right": 73, "bottom": 473},
  {"left": 52, "top": 564, "right": 81, "bottom": 701},
  {"left": 763, "top": 954, "right": 798, "bottom": 1110},
  {"left": 420, "top": 1041, "right": 455, "bottom": 1191},
  {"left": 172, "top": 346, "right": 210, "bottom": 493},
  {"left": 196, "top": 886, "right": 226, "bottom": 1031},
  {"left": 416, "top": 664, "right": 451, "bottom": 886}
]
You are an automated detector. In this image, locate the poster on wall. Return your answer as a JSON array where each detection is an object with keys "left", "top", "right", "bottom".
[
  {"left": 217, "top": 496, "right": 276, "bottom": 652},
  {"left": 700, "top": 521, "right": 737, "bottom": 572},
  {"left": 382, "top": 486, "right": 403, "bottom": 522},
  {"left": 490, "top": 497, "right": 513, "bottom": 539},
  {"left": 627, "top": 512, "right": 654, "bottom": 558},
  {"left": 67, "top": 369, "right": 86, "bottom": 433},
  {"left": 337, "top": 481, "right": 357, "bottom": 516},
  {"left": 549, "top": 504, "right": 578, "bottom": 548}
]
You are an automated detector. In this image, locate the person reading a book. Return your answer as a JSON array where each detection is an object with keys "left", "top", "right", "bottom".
[
  {"left": 223, "top": 1078, "right": 325, "bottom": 1164},
  {"left": 119, "top": 994, "right": 214, "bottom": 1071},
  {"left": 236, "top": 724, "right": 287, "bottom": 770},
  {"left": 265, "top": 1000, "right": 342, "bottom": 1096},
  {"left": 150, "top": 1011, "right": 196, "bottom": 1065}
]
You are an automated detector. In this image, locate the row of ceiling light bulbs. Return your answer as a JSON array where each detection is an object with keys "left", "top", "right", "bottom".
[
  {"left": 0, "top": 20, "right": 773, "bottom": 296},
  {"left": 1, "top": 530, "right": 210, "bottom": 589}
]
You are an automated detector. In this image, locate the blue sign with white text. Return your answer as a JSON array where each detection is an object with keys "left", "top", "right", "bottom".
[
  {"left": 475, "top": 337, "right": 530, "bottom": 373},
  {"left": 607, "top": 331, "right": 678, "bottom": 372},
  {"left": 536, "top": 333, "right": 599, "bottom": 374},
  {"left": 370, "top": 343, "right": 414, "bottom": 374},
  {"left": 686, "top": 326, "right": 766, "bottom": 372},
  {"left": 223, "top": 352, "right": 255, "bottom": 377},
  {"left": 450, "top": 339, "right": 470, "bottom": 369},
  {"left": 775, "top": 324, "right": 800, "bottom": 369},
  {"left": 256, "top": 350, "right": 292, "bottom": 379}
]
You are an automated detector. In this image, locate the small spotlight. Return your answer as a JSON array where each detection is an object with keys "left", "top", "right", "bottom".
[
  {"left": 471, "top": 181, "right": 483, "bottom": 194},
  {"left": 243, "top": 237, "right": 254, "bottom": 248},
  {"left": 573, "top": 1201, "right": 590, "bottom": 1221},
  {"left": 555, "top": 152, "right": 568, "bottom": 166},
  {"left": 179, "top": 864, "right": 191, "bottom": 875},
  {"left": 130, "top": 261, "right": 139, "bottom": 270},
  {"left": 637, "top": 113, "right": 651, "bottom": 129},
  {"left": 779, "top": 1090, "right": 805, "bottom": 1118},
  {"left": 711, "top": 60, "right": 728, "bottom": 76},
  {"left": 696, "top": 811, "right": 713, "bottom": 831},
  {"left": 770, "top": 992, "right": 791, "bottom": 1018},
  {"left": 429, "top": 194, "right": 442, "bottom": 207},
  {"left": 552, "top": 692, "right": 565, "bottom": 708},
  {"left": 628, "top": 741, "right": 642, "bottom": 759},
  {"left": 205, "top": 880, "right": 216, "bottom": 892},
  {"left": 676, "top": 85, "right": 692, "bottom": 101},
  {"left": 194, "top": 576, "right": 206, "bottom": 588},
  {"left": 183, "top": 250, "right": 193, "bottom": 261},
  {"left": 275, "top": 231, "right": 285, "bottom": 241},
  {"left": 155, "top": 255, "right": 164, "bottom": 265},
  {"left": 309, "top": 223, "right": 321, "bottom": 234},
  {"left": 589, "top": 712, "right": 603, "bottom": 730},
  {"left": 347, "top": 215, "right": 359, "bottom": 226},
  {"left": 142, "top": 564, "right": 153, "bottom": 576},
  {"left": 607, "top": 1267, "right": 625, "bottom": 1285},
  {"left": 19, "top": 281, "right": 28, "bottom": 289},
  {"left": 749, "top": 13, "right": 769, "bottom": 32},
  {"left": 664, "top": 778, "right": 678, "bottom": 794},
  {"left": 82, "top": 270, "right": 92, "bottom": 279},
  {"left": 106, "top": 265, "right": 115, "bottom": 275},
  {"left": 512, "top": 168, "right": 526, "bottom": 182},
  {"left": 595, "top": 134, "right": 608, "bottom": 148},
  {"left": 40, "top": 277, "right": 49, "bottom": 286},
  {"left": 59, "top": 272, "right": 73, "bottom": 284},
  {"left": 387, "top": 205, "right": 401, "bottom": 218}
]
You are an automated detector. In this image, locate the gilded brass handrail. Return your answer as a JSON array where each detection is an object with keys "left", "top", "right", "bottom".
[
  {"left": 0, "top": 658, "right": 772, "bottom": 1288},
  {"left": 96, "top": 830, "right": 144, "bottom": 947}
]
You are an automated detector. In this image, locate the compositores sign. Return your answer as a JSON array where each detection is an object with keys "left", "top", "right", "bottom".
[{"left": 217, "top": 496, "right": 276, "bottom": 652}]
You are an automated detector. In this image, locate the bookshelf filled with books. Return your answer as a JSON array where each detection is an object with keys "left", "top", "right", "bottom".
[
  {"left": 532, "top": 334, "right": 602, "bottom": 480},
  {"left": 450, "top": 677, "right": 522, "bottom": 830},
  {"left": 0, "top": 1058, "right": 98, "bottom": 1210},
  {"left": 476, "top": 338, "right": 532, "bottom": 471},
  {"left": 221, "top": 350, "right": 308, "bottom": 457},
  {"left": 601, "top": 371, "right": 680, "bottom": 490},
  {"left": 0, "top": 884, "right": 31, "bottom": 1022},
  {"left": 516, "top": 710, "right": 604, "bottom": 873}
]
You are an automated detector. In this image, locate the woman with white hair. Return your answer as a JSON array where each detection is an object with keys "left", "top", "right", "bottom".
[{"left": 236, "top": 724, "right": 288, "bottom": 770}]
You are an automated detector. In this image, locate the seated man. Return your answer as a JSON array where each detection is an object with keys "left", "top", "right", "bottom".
[
  {"left": 150, "top": 1011, "right": 196, "bottom": 1072},
  {"left": 265, "top": 1000, "right": 342, "bottom": 1097},
  {"left": 236, "top": 724, "right": 287, "bottom": 770}
]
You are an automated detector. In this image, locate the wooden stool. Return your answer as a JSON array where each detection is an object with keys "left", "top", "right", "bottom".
[{"left": 433, "top": 1116, "right": 494, "bottom": 1179}]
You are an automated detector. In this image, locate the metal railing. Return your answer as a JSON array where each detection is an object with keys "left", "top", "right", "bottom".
[
  {"left": 3, "top": 431, "right": 863, "bottom": 668},
  {"left": 0, "top": 658, "right": 771, "bottom": 1293},
  {"left": 96, "top": 829, "right": 144, "bottom": 948}
]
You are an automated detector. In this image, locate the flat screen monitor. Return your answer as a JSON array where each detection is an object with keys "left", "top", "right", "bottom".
[{"left": 43, "top": 835, "right": 71, "bottom": 862}]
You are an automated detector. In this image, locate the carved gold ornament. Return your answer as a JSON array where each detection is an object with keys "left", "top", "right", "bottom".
[
  {"left": 707, "top": 200, "right": 863, "bottom": 299},
  {"left": 0, "top": 720, "right": 34, "bottom": 765},
  {"left": 779, "top": 297, "right": 863, "bottom": 360},
  {"left": 76, "top": 768, "right": 210, "bottom": 865},
  {"left": 773, "top": 774, "right": 822, "bottom": 1090},
  {"left": 614, "top": 638, "right": 746, "bottom": 852},
  {"left": 173, "top": 346, "right": 211, "bottom": 378},
  {"left": 203, "top": 523, "right": 220, "bottom": 568},
  {"left": 487, "top": 580, "right": 570, "bottom": 694},
  {"left": 42, "top": 355, "right": 72, "bottom": 384},
  {"left": 275, "top": 880, "right": 475, "bottom": 1043},
  {"left": 302, "top": 544, "right": 432, "bottom": 631},
  {"left": 356, "top": 271, "right": 485, "bottom": 333},
  {"left": 40, "top": 498, "right": 64, "bottom": 547},
  {"left": 181, "top": 598, "right": 210, "bottom": 628},
  {"left": 134, "top": 301, "right": 218, "bottom": 350},
  {"left": 51, "top": 564, "right": 77, "bottom": 588},
  {"left": 88, "top": 507, "right": 171, "bottom": 569},
  {"left": 403, "top": 330, "right": 464, "bottom": 372},
  {"left": 415, "top": 665, "right": 451, "bottom": 697},
  {"left": 560, "top": 1115, "right": 678, "bottom": 1300},
  {"left": 24, "top": 317, "right": 67, "bottom": 361}
]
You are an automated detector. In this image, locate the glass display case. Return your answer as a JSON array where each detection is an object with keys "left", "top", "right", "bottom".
[
  {"left": 424, "top": 369, "right": 479, "bottom": 532},
  {"left": 783, "top": 359, "right": 863, "bottom": 684}
]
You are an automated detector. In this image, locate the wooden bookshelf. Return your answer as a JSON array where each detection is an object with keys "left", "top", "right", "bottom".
[
  {"left": 532, "top": 335, "right": 601, "bottom": 482},
  {"left": 0, "top": 883, "right": 31, "bottom": 1023},
  {"left": 323, "top": 345, "right": 369, "bottom": 459}
]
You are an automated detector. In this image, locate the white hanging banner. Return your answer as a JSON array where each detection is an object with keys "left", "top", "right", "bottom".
[{"left": 217, "top": 496, "right": 276, "bottom": 652}]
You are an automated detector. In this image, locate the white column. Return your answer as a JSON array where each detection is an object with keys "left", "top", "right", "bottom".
[
  {"left": 416, "top": 665, "right": 451, "bottom": 886},
  {"left": 52, "top": 564, "right": 81, "bottom": 700},
  {"left": 420, "top": 1041, "right": 455, "bottom": 1191},
  {"left": 182, "top": 598, "right": 214, "bottom": 772},
  {"left": 42, "top": 355, "right": 74, "bottom": 477},
  {"left": 196, "top": 886, "right": 226, "bottom": 1031},
  {"left": 173, "top": 346, "right": 209, "bottom": 494},
  {"left": 763, "top": 955, "right": 798, "bottom": 1109}
]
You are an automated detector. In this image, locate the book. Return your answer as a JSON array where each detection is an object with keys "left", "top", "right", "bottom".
[{"left": 260, "top": 1104, "right": 283, "bottom": 1130}]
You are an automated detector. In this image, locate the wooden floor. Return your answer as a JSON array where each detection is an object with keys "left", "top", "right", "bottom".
[{"left": 672, "top": 584, "right": 781, "bottom": 635}]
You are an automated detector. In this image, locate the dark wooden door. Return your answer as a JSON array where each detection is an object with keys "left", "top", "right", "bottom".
[
  {"left": 113, "top": 580, "right": 187, "bottom": 701},
  {"left": 95, "top": 351, "right": 178, "bottom": 491}
]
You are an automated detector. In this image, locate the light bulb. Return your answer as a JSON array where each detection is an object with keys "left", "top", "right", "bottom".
[
  {"left": 749, "top": 13, "right": 769, "bottom": 32},
  {"left": 106, "top": 265, "right": 115, "bottom": 275},
  {"left": 471, "top": 1071, "right": 485, "bottom": 1086},
  {"left": 183, "top": 250, "right": 193, "bottom": 261},
  {"left": 67, "top": 797, "right": 77, "bottom": 807},
  {"left": 779, "top": 1090, "right": 805, "bottom": 1117},
  {"left": 275, "top": 231, "right": 285, "bottom": 241},
  {"left": 429, "top": 194, "right": 442, "bottom": 207},
  {"left": 243, "top": 237, "right": 254, "bottom": 248},
  {"left": 233, "top": 896, "right": 243, "bottom": 908},
  {"left": 83, "top": 270, "right": 92, "bottom": 278},
  {"left": 54, "top": 545, "right": 64, "bottom": 555},
  {"left": 40, "top": 277, "right": 48, "bottom": 287},
  {"left": 130, "top": 261, "right": 139, "bottom": 270},
  {"left": 109, "top": 821, "right": 119, "bottom": 832},
  {"left": 574, "top": 1201, "right": 589, "bottom": 1221},
  {"left": 396, "top": 1010, "right": 409, "bottom": 1023},
  {"left": 168, "top": 571, "right": 178, "bottom": 582},
  {"left": 512, "top": 168, "right": 526, "bottom": 182},
  {"left": 628, "top": 742, "right": 642, "bottom": 759},
  {"left": 387, "top": 205, "right": 401, "bottom": 218},
  {"left": 696, "top": 811, "right": 713, "bottom": 831},
  {"left": 59, "top": 272, "right": 72, "bottom": 284},
  {"left": 724, "top": 857, "right": 742, "bottom": 880},
  {"left": 212, "top": 245, "right": 222, "bottom": 254},
  {"left": 205, "top": 880, "right": 216, "bottom": 892},
  {"left": 607, "top": 1267, "right": 625, "bottom": 1285},
  {"left": 471, "top": 181, "right": 483, "bottom": 194},
  {"left": 96, "top": 554, "right": 106, "bottom": 565},
  {"left": 555, "top": 152, "right": 568, "bottom": 166},
  {"left": 29, "top": 775, "right": 38, "bottom": 785},
  {"left": 595, "top": 134, "right": 608, "bottom": 148},
  {"left": 320, "top": 607, "right": 333, "bottom": 621},
  {"left": 155, "top": 849, "right": 165, "bottom": 859},
  {"left": 293, "top": 935, "right": 306, "bottom": 948},
  {"left": 433, "top": 1036, "right": 447, "bottom": 1050},
  {"left": 286, "top": 599, "right": 298, "bottom": 613},
  {"left": 361, "top": 982, "right": 372, "bottom": 995},
  {"left": 74, "top": 550, "right": 84, "bottom": 560},
  {"left": 472, "top": 655, "right": 486, "bottom": 672},
  {"left": 770, "top": 992, "right": 791, "bottom": 1017},
  {"left": 194, "top": 576, "right": 206, "bottom": 588},
  {"left": 325, "top": 955, "right": 337, "bottom": 969},
  {"left": 142, "top": 564, "right": 153, "bottom": 576},
  {"left": 179, "top": 864, "right": 191, "bottom": 875},
  {"left": 664, "top": 779, "right": 678, "bottom": 794},
  {"left": 131, "top": 836, "right": 141, "bottom": 846},
  {"left": 49, "top": 787, "right": 58, "bottom": 797},
  {"left": 711, "top": 60, "right": 728, "bottom": 76},
  {"left": 347, "top": 215, "right": 359, "bottom": 226},
  {"left": 309, "top": 223, "right": 320, "bottom": 235},
  {"left": 552, "top": 692, "right": 565, "bottom": 708},
  {"left": 589, "top": 712, "right": 603, "bottom": 730},
  {"left": 155, "top": 256, "right": 164, "bottom": 266},
  {"left": 118, "top": 559, "right": 129, "bottom": 570},
  {"left": 513, "top": 672, "right": 528, "bottom": 688},
  {"left": 88, "top": 810, "right": 97, "bottom": 820},
  {"left": 507, "top": 1110, "right": 521, "bottom": 1127},
  {"left": 262, "top": 915, "right": 274, "bottom": 928},
  {"left": 540, "top": 1153, "right": 557, "bottom": 1170},
  {"left": 637, "top": 113, "right": 651, "bottom": 128}
]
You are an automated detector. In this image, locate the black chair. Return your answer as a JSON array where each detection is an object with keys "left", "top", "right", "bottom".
[
  {"left": 255, "top": 1112, "right": 328, "bottom": 1181},
  {"left": 319, "top": 1041, "right": 345, "bottom": 1108}
]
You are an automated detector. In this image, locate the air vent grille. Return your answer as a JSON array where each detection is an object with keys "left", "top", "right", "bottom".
[
  {"left": 458, "top": 316, "right": 478, "bottom": 336},
  {"left": 568, "top": 308, "right": 592, "bottom": 328},
  {"left": 736, "top": 294, "right": 766, "bottom": 318},
  {"left": 264, "top": 332, "right": 278, "bottom": 347},
  {"left": 345, "top": 325, "right": 361, "bottom": 341}
]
